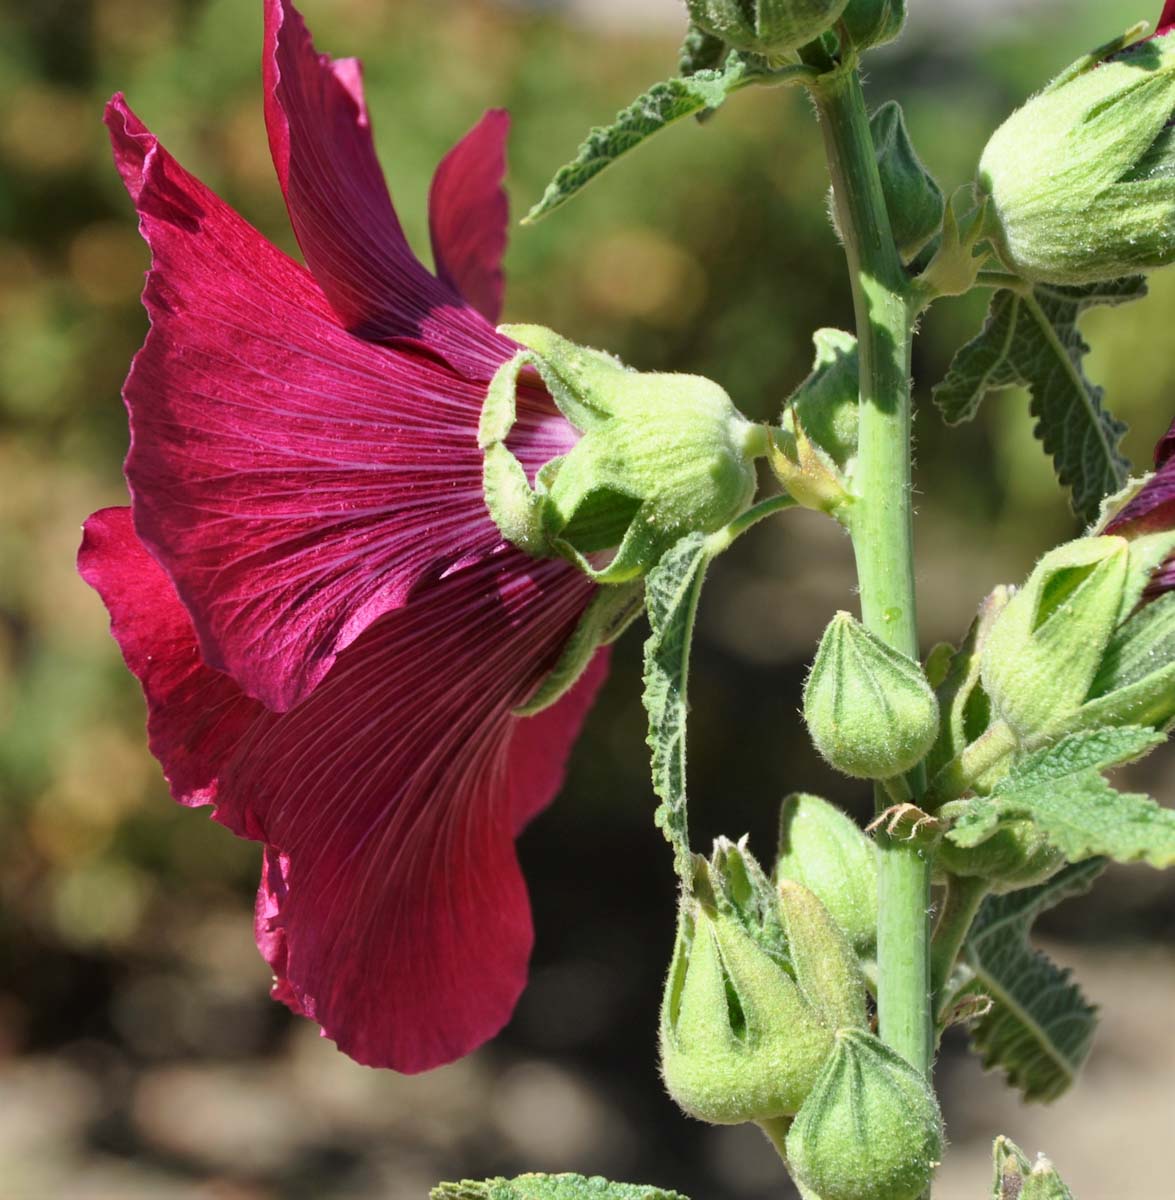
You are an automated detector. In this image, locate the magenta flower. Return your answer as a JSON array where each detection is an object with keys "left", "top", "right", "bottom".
[
  {"left": 79, "top": 0, "right": 607, "bottom": 1072},
  {"left": 1105, "top": 417, "right": 1175, "bottom": 597},
  {"left": 1160, "top": 0, "right": 1175, "bottom": 38}
]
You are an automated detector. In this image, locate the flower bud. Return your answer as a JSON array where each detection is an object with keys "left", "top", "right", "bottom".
[
  {"left": 684, "top": 0, "right": 849, "bottom": 58},
  {"left": 871, "top": 101, "right": 944, "bottom": 262},
  {"left": 482, "top": 326, "right": 764, "bottom": 583},
  {"left": 980, "top": 537, "right": 1129, "bottom": 738},
  {"left": 840, "top": 0, "right": 906, "bottom": 50},
  {"left": 935, "top": 818, "right": 1064, "bottom": 894},
  {"left": 785, "top": 1029, "right": 943, "bottom": 1200},
  {"left": 977, "top": 30, "right": 1175, "bottom": 285},
  {"left": 660, "top": 908, "right": 830, "bottom": 1124},
  {"left": 660, "top": 841, "right": 865, "bottom": 1125},
  {"left": 804, "top": 613, "right": 940, "bottom": 780},
  {"left": 781, "top": 329, "right": 860, "bottom": 473},
  {"left": 993, "top": 1136, "right": 1076, "bottom": 1200},
  {"left": 775, "top": 793, "right": 878, "bottom": 958},
  {"left": 778, "top": 879, "right": 867, "bottom": 1031}
]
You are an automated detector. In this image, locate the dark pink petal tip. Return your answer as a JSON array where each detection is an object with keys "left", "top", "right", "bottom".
[
  {"left": 430, "top": 109, "right": 511, "bottom": 325},
  {"left": 1106, "top": 418, "right": 1175, "bottom": 537},
  {"left": 1159, "top": 0, "right": 1175, "bottom": 37},
  {"left": 262, "top": 0, "right": 515, "bottom": 380},
  {"left": 79, "top": 507, "right": 604, "bottom": 1072}
]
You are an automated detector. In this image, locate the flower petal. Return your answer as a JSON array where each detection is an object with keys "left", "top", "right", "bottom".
[
  {"left": 263, "top": 0, "right": 514, "bottom": 380},
  {"left": 1155, "top": 415, "right": 1175, "bottom": 468},
  {"left": 105, "top": 94, "right": 574, "bottom": 712},
  {"left": 429, "top": 110, "right": 510, "bottom": 324},
  {"left": 79, "top": 507, "right": 604, "bottom": 1071},
  {"left": 1106, "top": 418, "right": 1175, "bottom": 536},
  {"left": 1159, "top": 1, "right": 1175, "bottom": 38},
  {"left": 78, "top": 507, "right": 264, "bottom": 811}
]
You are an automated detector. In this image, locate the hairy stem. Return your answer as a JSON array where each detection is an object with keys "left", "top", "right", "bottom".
[
  {"left": 812, "top": 63, "right": 933, "bottom": 1078},
  {"left": 930, "top": 874, "right": 989, "bottom": 1017}
]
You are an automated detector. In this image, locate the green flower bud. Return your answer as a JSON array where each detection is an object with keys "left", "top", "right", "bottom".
[
  {"left": 978, "top": 30, "right": 1175, "bottom": 285},
  {"left": 840, "top": 0, "right": 905, "bottom": 50},
  {"left": 775, "top": 793, "right": 878, "bottom": 958},
  {"left": 993, "top": 1136, "right": 1076, "bottom": 1200},
  {"left": 660, "top": 841, "right": 865, "bottom": 1125},
  {"left": 804, "top": 612, "right": 940, "bottom": 780},
  {"left": 778, "top": 879, "right": 867, "bottom": 1032},
  {"left": 936, "top": 819, "right": 1064, "bottom": 894},
  {"left": 481, "top": 326, "right": 764, "bottom": 583},
  {"left": 684, "top": 0, "right": 849, "bottom": 58},
  {"left": 981, "top": 537, "right": 1129, "bottom": 738},
  {"left": 785, "top": 1030, "right": 943, "bottom": 1200},
  {"left": 781, "top": 329, "right": 860, "bottom": 473},
  {"left": 871, "top": 101, "right": 944, "bottom": 262}
]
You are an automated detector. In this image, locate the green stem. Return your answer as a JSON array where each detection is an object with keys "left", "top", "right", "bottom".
[
  {"left": 930, "top": 874, "right": 989, "bottom": 1016},
  {"left": 812, "top": 63, "right": 933, "bottom": 1078}
]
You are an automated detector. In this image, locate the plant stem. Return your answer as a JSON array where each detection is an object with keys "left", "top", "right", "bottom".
[
  {"left": 930, "top": 874, "right": 988, "bottom": 1016},
  {"left": 812, "top": 63, "right": 933, "bottom": 1078}
]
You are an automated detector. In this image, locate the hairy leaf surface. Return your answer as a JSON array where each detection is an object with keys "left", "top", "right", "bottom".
[
  {"left": 432, "top": 1175, "right": 688, "bottom": 1200},
  {"left": 933, "top": 277, "right": 1146, "bottom": 523},
  {"left": 525, "top": 59, "right": 750, "bottom": 223},
  {"left": 946, "top": 727, "right": 1174, "bottom": 866},
  {"left": 643, "top": 533, "right": 713, "bottom": 880},
  {"left": 960, "top": 860, "right": 1104, "bottom": 1102}
]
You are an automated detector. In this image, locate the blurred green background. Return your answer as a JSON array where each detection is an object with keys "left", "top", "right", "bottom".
[{"left": 1, "top": 1, "right": 1173, "bottom": 1196}]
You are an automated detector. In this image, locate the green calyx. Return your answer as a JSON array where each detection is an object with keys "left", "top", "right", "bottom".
[
  {"left": 784, "top": 1029, "right": 943, "bottom": 1200},
  {"left": 871, "top": 101, "right": 944, "bottom": 262},
  {"left": 772, "top": 329, "right": 859, "bottom": 517},
  {"left": 775, "top": 793, "right": 878, "bottom": 959},
  {"left": 659, "top": 840, "right": 865, "bottom": 1126},
  {"left": 481, "top": 326, "right": 763, "bottom": 584},
  {"left": 839, "top": 0, "right": 905, "bottom": 50},
  {"left": 977, "top": 533, "right": 1175, "bottom": 740},
  {"left": 978, "top": 29, "right": 1175, "bottom": 285},
  {"left": 992, "top": 1137, "right": 1075, "bottom": 1200},
  {"left": 936, "top": 819, "right": 1064, "bottom": 895},
  {"left": 803, "top": 612, "right": 940, "bottom": 780},
  {"left": 683, "top": 0, "right": 848, "bottom": 58},
  {"left": 781, "top": 329, "right": 860, "bottom": 473}
]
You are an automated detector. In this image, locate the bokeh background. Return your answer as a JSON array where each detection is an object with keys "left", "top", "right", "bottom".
[{"left": 1, "top": 0, "right": 1173, "bottom": 1196}]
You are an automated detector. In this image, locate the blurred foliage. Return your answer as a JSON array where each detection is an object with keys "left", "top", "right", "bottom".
[{"left": 0, "top": 1, "right": 1172, "bottom": 1197}]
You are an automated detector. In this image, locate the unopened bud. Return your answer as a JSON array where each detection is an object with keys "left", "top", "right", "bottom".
[
  {"left": 778, "top": 880, "right": 867, "bottom": 1031},
  {"left": 780, "top": 328, "right": 860, "bottom": 471},
  {"left": 993, "top": 1136, "right": 1076, "bottom": 1200},
  {"left": 804, "top": 613, "right": 940, "bottom": 780},
  {"left": 785, "top": 1029, "right": 943, "bottom": 1200},
  {"left": 981, "top": 537, "right": 1129, "bottom": 738},
  {"left": 936, "top": 818, "right": 1064, "bottom": 894},
  {"left": 775, "top": 794, "right": 878, "bottom": 958},
  {"left": 978, "top": 29, "right": 1175, "bottom": 285},
  {"left": 660, "top": 904, "right": 831, "bottom": 1124},
  {"left": 660, "top": 842, "right": 865, "bottom": 1125},
  {"left": 841, "top": 0, "right": 905, "bottom": 49},
  {"left": 482, "top": 326, "right": 763, "bottom": 583},
  {"left": 872, "top": 101, "right": 944, "bottom": 262},
  {"left": 684, "top": 0, "right": 849, "bottom": 58}
]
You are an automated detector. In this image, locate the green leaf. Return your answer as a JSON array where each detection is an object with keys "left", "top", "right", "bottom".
[
  {"left": 992, "top": 1137, "right": 1076, "bottom": 1200},
  {"left": 431, "top": 1175, "right": 688, "bottom": 1200},
  {"left": 1010, "top": 773, "right": 1175, "bottom": 868},
  {"left": 525, "top": 58, "right": 751, "bottom": 224},
  {"left": 946, "top": 727, "right": 1174, "bottom": 867},
  {"left": 961, "top": 860, "right": 1104, "bottom": 1102},
  {"left": 643, "top": 533, "right": 713, "bottom": 880},
  {"left": 995, "top": 726, "right": 1165, "bottom": 793},
  {"left": 932, "top": 277, "right": 1146, "bottom": 523}
]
